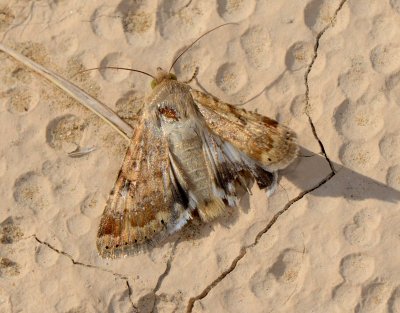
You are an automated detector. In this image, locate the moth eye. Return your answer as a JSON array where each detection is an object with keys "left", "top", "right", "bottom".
[
  {"left": 169, "top": 73, "right": 177, "bottom": 80},
  {"left": 151, "top": 79, "right": 157, "bottom": 89},
  {"left": 105, "top": 246, "right": 109, "bottom": 249}
]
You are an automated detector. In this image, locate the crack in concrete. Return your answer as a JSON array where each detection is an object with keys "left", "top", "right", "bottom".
[
  {"left": 304, "top": 0, "right": 348, "bottom": 173},
  {"left": 34, "top": 235, "right": 138, "bottom": 312},
  {"left": 185, "top": 171, "right": 335, "bottom": 312},
  {"left": 126, "top": 280, "right": 139, "bottom": 313},
  {"left": 185, "top": 1, "right": 349, "bottom": 311},
  {"left": 154, "top": 241, "right": 179, "bottom": 294},
  {"left": 34, "top": 235, "right": 127, "bottom": 279},
  {"left": 144, "top": 241, "right": 179, "bottom": 313}
]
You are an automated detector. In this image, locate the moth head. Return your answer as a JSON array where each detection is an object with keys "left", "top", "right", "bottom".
[{"left": 151, "top": 67, "right": 177, "bottom": 89}]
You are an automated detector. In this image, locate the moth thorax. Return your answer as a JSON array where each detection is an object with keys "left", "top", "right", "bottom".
[{"left": 151, "top": 67, "right": 177, "bottom": 88}]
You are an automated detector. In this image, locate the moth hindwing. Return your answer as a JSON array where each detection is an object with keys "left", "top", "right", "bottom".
[{"left": 97, "top": 68, "right": 298, "bottom": 258}]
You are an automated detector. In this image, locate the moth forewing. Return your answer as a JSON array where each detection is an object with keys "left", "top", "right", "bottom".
[
  {"left": 96, "top": 114, "right": 189, "bottom": 258},
  {"left": 190, "top": 89, "right": 298, "bottom": 171}
]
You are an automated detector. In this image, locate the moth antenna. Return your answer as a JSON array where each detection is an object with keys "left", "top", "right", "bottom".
[
  {"left": 74, "top": 67, "right": 156, "bottom": 80},
  {"left": 168, "top": 23, "right": 237, "bottom": 73},
  {"left": 182, "top": 66, "right": 199, "bottom": 84}
]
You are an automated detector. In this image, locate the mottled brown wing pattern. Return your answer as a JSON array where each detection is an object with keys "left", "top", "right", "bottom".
[
  {"left": 97, "top": 76, "right": 298, "bottom": 258},
  {"left": 201, "top": 127, "right": 278, "bottom": 209},
  {"left": 97, "top": 117, "right": 190, "bottom": 258},
  {"left": 190, "top": 89, "right": 298, "bottom": 171}
]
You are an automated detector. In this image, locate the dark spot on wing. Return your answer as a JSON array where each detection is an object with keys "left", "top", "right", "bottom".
[
  {"left": 158, "top": 106, "right": 179, "bottom": 121},
  {"left": 261, "top": 116, "right": 278, "bottom": 127}
]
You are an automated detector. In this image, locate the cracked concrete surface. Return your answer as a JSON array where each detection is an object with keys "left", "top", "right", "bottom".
[
  {"left": 185, "top": 174, "right": 335, "bottom": 313},
  {"left": 303, "top": 0, "right": 347, "bottom": 173},
  {"left": 185, "top": 1, "right": 347, "bottom": 311},
  {"left": 33, "top": 235, "right": 139, "bottom": 312},
  {"left": 32, "top": 234, "right": 181, "bottom": 312},
  {"left": 1, "top": 0, "right": 400, "bottom": 312},
  {"left": 34, "top": 235, "right": 129, "bottom": 280}
]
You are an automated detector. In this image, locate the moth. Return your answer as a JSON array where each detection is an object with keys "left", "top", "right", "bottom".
[
  {"left": 0, "top": 26, "right": 298, "bottom": 259},
  {"left": 96, "top": 66, "right": 298, "bottom": 258}
]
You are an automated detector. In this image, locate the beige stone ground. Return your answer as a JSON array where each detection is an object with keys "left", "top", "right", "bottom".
[{"left": 1, "top": 0, "right": 400, "bottom": 312}]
